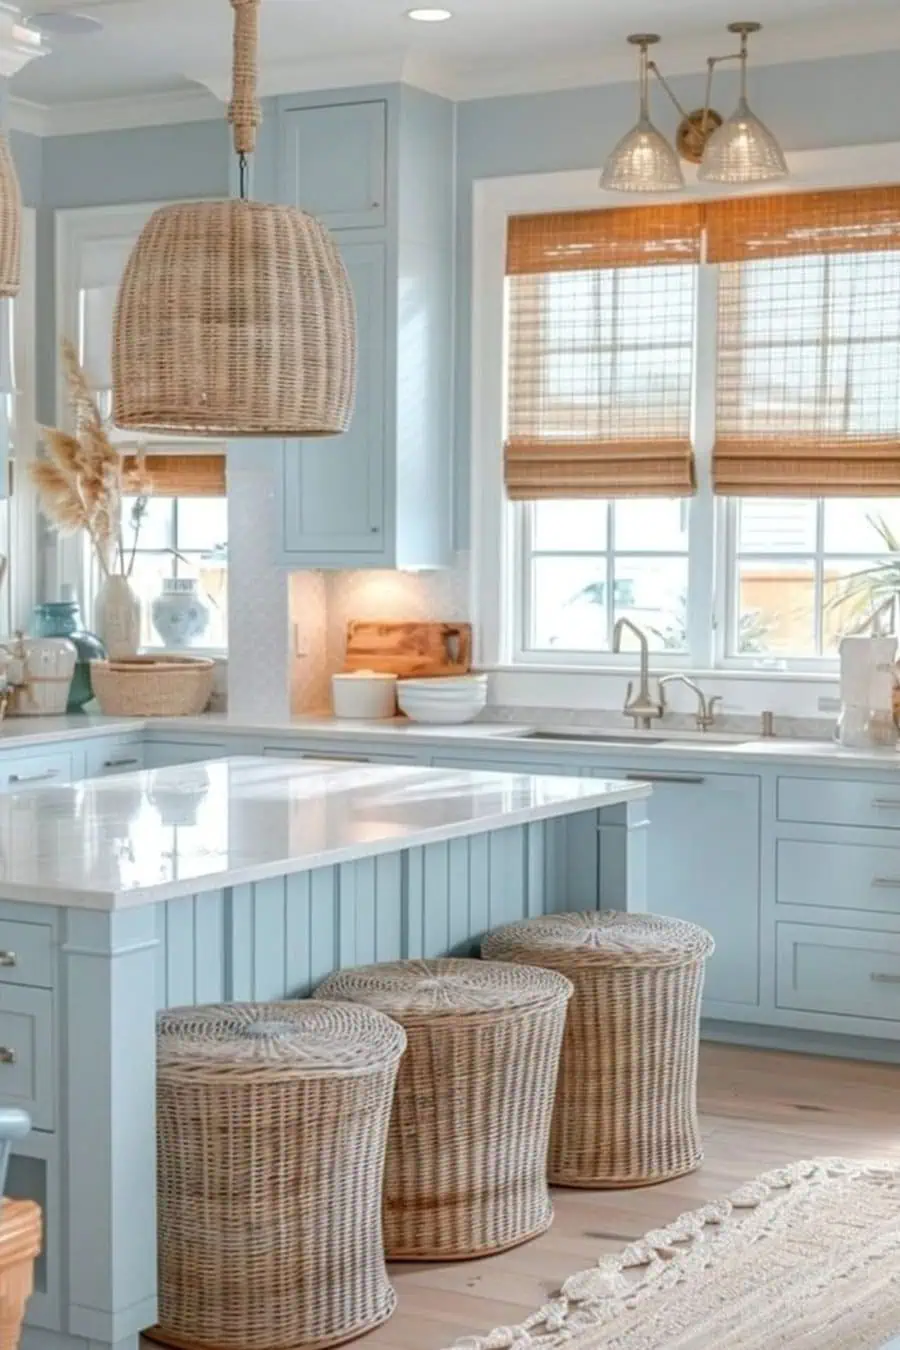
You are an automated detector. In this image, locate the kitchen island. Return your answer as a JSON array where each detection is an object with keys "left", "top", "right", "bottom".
[{"left": 0, "top": 755, "right": 649, "bottom": 1350}]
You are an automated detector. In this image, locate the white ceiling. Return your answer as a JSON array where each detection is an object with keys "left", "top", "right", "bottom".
[{"left": 11, "top": 0, "right": 900, "bottom": 110}]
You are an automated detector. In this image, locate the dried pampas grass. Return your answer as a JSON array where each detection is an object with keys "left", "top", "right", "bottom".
[{"left": 31, "top": 339, "right": 150, "bottom": 578}]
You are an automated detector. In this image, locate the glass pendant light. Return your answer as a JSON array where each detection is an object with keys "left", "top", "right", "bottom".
[
  {"left": 699, "top": 22, "right": 787, "bottom": 183},
  {"left": 601, "top": 35, "right": 684, "bottom": 194}
]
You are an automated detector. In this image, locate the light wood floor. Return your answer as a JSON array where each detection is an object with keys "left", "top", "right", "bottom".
[{"left": 365, "top": 1043, "right": 900, "bottom": 1350}]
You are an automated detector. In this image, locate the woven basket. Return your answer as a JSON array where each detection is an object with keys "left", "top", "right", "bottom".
[
  {"left": 112, "top": 197, "right": 356, "bottom": 438},
  {"left": 483, "top": 912, "right": 715, "bottom": 1189},
  {"left": 315, "top": 958, "right": 572, "bottom": 1260},
  {"left": 90, "top": 656, "right": 214, "bottom": 717},
  {"left": 153, "top": 1001, "right": 406, "bottom": 1350},
  {"left": 0, "top": 1200, "right": 41, "bottom": 1350},
  {"left": 0, "top": 133, "right": 21, "bottom": 300}
]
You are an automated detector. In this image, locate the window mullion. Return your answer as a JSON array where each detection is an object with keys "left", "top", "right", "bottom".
[
  {"left": 688, "top": 262, "right": 718, "bottom": 668},
  {"left": 815, "top": 499, "right": 826, "bottom": 656}
]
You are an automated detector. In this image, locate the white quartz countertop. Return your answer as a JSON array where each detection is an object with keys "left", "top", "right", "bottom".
[
  {"left": 0, "top": 755, "right": 648, "bottom": 910},
  {"left": 5, "top": 710, "right": 900, "bottom": 771}
]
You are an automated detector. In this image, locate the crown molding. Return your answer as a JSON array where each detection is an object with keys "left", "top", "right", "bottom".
[
  {"left": 9, "top": 85, "right": 222, "bottom": 136},
  {"left": 6, "top": 8, "right": 900, "bottom": 138}
]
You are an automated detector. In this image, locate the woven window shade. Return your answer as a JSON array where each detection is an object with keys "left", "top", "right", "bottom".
[
  {"left": 122, "top": 453, "right": 226, "bottom": 497},
  {"left": 712, "top": 187, "right": 900, "bottom": 496},
  {"left": 505, "top": 206, "right": 701, "bottom": 500}
]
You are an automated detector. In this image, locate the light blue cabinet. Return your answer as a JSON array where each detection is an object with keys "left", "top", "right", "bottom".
[
  {"left": 586, "top": 768, "right": 762, "bottom": 1011},
  {"left": 281, "top": 242, "right": 387, "bottom": 555},
  {"left": 281, "top": 100, "right": 387, "bottom": 231},
  {"left": 273, "top": 87, "right": 454, "bottom": 570}
]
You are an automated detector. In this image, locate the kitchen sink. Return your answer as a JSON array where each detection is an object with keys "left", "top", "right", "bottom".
[{"left": 522, "top": 730, "right": 666, "bottom": 746}]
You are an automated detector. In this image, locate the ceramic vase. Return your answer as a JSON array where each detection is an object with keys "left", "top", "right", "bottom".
[
  {"left": 32, "top": 599, "right": 106, "bottom": 711},
  {"left": 94, "top": 575, "right": 141, "bottom": 660},
  {"left": 151, "top": 578, "right": 210, "bottom": 649}
]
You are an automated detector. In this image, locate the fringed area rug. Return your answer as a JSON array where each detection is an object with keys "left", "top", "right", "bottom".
[{"left": 447, "top": 1159, "right": 900, "bottom": 1350}]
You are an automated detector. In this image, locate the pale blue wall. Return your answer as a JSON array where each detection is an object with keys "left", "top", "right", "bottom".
[
  {"left": 10, "top": 131, "right": 41, "bottom": 208},
  {"left": 452, "top": 50, "right": 900, "bottom": 544}
]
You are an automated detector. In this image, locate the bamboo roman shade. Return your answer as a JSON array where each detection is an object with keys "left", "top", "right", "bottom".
[
  {"left": 710, "top": 186, "right": 900, "bottom": 496},
  {"left": 505, "top": 205, "right": 702, "bottom": 499},
  {"left": 122, "top": 453, "right": 226, "bottom": 497}
]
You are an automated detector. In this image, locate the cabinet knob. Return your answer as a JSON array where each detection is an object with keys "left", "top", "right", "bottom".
[
  {"left": 0, "top": 952, "right": 16, "bottom": 968},
  {"left": 0, "top": 1048, "right": 17, "bottom": 1066}
]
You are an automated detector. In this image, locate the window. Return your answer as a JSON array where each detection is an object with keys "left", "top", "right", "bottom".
[
  {"left": 123, "top": 496, "right": 228, "bottom": 651},
  {"left": 57, "top": 204, "right": 229, "bottom": 651},
  {"left": 520, "top": 499, "right": 689, "bottom": 656},
  {"left": 485, "top": 185, "right": 900, "bottom": 672}
]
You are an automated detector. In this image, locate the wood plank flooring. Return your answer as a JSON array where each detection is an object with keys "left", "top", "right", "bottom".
[{"left": 365, "top": 1043, "right": 900, "bottom": 1349}]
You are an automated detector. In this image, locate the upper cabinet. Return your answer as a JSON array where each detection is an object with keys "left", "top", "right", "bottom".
[
  {"left": 270, "top": 87, "right": 454, "bottom": 571},
  {"left": 281, "top": 101, "right": 387, "bottom": 231}
]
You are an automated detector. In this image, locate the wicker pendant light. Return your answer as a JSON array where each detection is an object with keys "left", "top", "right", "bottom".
[
  {"left": 0, "top": 131, "right": 21, "bottom": 299},
  {"left": 112, "top": 0, "right": 356, "bottom": 437}
]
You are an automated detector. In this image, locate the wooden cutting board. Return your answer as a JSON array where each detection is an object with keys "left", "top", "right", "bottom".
[{"left": 344, "top": 621, "right": 472, "bottom": 677}]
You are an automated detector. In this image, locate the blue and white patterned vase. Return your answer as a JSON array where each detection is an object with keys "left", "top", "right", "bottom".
[{"left": 151, "top": 578, "right": 210, "bottom": 649}]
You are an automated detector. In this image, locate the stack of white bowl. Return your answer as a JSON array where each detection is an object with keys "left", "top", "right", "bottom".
[{"left": 397, "top": 674, "right": 488, "bottom": 724}]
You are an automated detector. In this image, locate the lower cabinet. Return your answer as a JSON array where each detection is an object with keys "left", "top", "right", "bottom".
[{"left": 587, "top": 767, "right": 762, "bottom": 1012}]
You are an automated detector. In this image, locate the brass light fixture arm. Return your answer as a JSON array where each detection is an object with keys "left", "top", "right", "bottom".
[{"left": 646, "top": 21, "right": 761, "bottom": 158}]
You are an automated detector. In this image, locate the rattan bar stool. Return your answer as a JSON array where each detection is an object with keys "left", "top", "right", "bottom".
[
  {"left": 315, "top": 958, "right": 572, "bottom": 1261},
  {"left": 483, "top": 912, "right": 715, "bottom": 1189},
  {"left": 152, "top": 1001, "right": 406, "bottom": 1350}
]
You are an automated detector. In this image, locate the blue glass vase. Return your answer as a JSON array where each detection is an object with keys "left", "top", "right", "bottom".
[{"left": 32, "top": 601, "right": 106, "bottom": 711}]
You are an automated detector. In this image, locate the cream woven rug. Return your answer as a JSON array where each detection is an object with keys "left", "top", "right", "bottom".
[{"left": 447, "top": 1158, "right": 900, "bottom": 1350}]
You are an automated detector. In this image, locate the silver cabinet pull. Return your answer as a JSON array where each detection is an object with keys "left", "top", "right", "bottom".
[
  {"left": 870, "top": 972, "right": 900, "bottom": 984},
  {"left": 0, "top": 952, "right": 16, "bottom": 968},
  {"left": 9, "top": 770, "right": 59, "bottom": 785},
  {"left": 872, "top": 799, "right": 900, "bottom": 811},
  {"left": 103, "top": 758, "right": 140, "bottom": 769},
  {"left": 624, "top": 773, "right": 705, "bottom": 786},
  {"left": 872, "top": 877, "right": 900, "bottom": 889},
  {"left": 0, "top": 1048, "right": 16, "bottom": 1065}
]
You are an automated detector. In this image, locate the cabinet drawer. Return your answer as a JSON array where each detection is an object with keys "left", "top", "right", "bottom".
[
  {"left": 777, "top": 775, "right": 900, "bottom": 830},
  {"left": 777, "top": 922, "right": 900, "bottom": 1021},
  {"left": 0, "top": 919, "right": 52, "bottom": 989},
  {"left": 281, "top": 101, "right": 386, "bottom": 230},
  {"left": 0, "top": 751, "right": 73, "bottom": 794},
  {"left": 0, "top": 985, "right": 53, "bottom": 1129},
  {"left": 83, "top": 739, "right": 143, "bottom": 778},
  {"left": 143, "top": 741, "right": 227, "bottom": 769},
  {"left": 777, "top": 838, "right": 900, "bottom": 915}
]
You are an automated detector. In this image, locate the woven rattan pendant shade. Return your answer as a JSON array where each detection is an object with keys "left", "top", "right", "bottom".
[
  {"left": 112, "top": 0, "right": 356, "bottom": 437},
  {"left": 0, "top": 132, "right": 21, "bottom": 299}
]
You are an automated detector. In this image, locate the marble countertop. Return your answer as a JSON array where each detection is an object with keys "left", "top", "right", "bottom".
[{"left": 0, "top": 755, "right": 648, "bottom": 910}]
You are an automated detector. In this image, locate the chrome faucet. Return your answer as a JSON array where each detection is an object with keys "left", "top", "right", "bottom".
[
  {"left": 613, "top": 618, "right": 663, "bottom": 730},
  {"left": 658, "top": 674, "right": 722, "bottom": 734}
]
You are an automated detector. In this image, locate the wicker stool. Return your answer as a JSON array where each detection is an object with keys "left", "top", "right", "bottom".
[
  {"left": 315, "top": 958, "right": 572, "bottom": 1261},
  {"left": 153, "top": 1001, "right": 406, "bottom": 1350},
  {"left": 483, "top": 912, "right": 715, "bottom": 1189}
]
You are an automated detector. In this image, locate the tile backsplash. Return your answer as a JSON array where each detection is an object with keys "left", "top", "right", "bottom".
[{"left": 289, "top": 555, "right": 470, "bottom": 713}]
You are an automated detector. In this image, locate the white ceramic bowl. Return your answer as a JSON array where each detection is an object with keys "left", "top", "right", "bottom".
[
  {"left": 331, "top": 672, "right": 397, "bottom": 720},
  {"left": 397, "top": 676, "right": 487, "bottom": 724}
]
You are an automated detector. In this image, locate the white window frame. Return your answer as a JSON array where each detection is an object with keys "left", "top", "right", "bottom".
[
  {"left": 4, "top": 206, "right": 37, "bottom": 636},
  {"left": 471, "top": 140, "right": 900, "bottom": 684},
  {"left": 53, "top": 201, "right": 228, "bottom": 652}
]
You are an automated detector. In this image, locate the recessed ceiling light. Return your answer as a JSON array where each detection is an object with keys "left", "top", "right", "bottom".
[
  {"left": 406, "top": 8, "right": 452, "bottom": 21},
  {"left": 27, "top": 11, "right": 102, "bottom": 36}
]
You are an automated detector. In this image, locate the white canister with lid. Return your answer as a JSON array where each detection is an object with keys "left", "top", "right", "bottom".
[{"left": 332, "top": 671, "right": 398, "bottom": 720}]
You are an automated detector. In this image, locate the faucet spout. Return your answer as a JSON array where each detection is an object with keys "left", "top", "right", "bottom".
[{"left": 613, "top": 618, "right": 662, "bottom": 730}]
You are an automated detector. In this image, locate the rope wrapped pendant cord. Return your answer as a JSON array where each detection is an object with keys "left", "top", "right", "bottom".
[{"left": 228, "top": 0, "right": 262, "bottom": 161}]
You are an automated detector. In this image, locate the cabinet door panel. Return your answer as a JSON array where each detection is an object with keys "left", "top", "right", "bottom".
[
  {"left": 281, "top": 242, "right": 386, "bottom": 562},
  {"left": 589, "top": 767, "right": 761, "bottom": 1010},
  {"left": 282, "top": 101, "right": 386, "bottom": 230}
]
